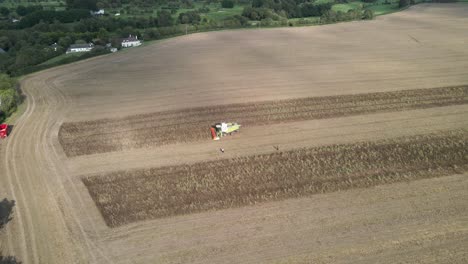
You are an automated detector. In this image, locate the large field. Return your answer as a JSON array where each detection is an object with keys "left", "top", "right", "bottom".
[{"left": 1, "top": 4, "right": 468, "bottom": 264}]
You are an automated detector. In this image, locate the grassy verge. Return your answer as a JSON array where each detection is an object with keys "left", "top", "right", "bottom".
[
  {"left": 11, "top": 49, "right": 111, "bottom": 77},
  {"left": 39, "top": 52, "right": 82, "bottom": 66},
  {"left": 3, "top": 97, "right": 26, "bottom": 124}
]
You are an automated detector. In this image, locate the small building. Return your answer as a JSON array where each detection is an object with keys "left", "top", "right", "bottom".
[
  {"left": 50, "top": 43, "right": 59, "bottom": 52},
  {"left": 121, "top": 35, "right": 141, "bottom": 48},
  {"left": 91, "top": 9, "right": 105, "bottom": 16},
  {"left": 115, "top": 13, "right": 120, "bottom": 16},
  {"left": 0, "top": 48, "right": 6, "bottom": 54},
  {"left": 66, "top": 43, "right": 94, "bottom": 54},
  {"left": 105, "top": 43, "right": 118, "bottom": 53}
]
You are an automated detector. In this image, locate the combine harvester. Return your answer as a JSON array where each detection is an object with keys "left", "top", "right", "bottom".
[
  {"left": 210, "top": 122, "right": 241, "bottom": 140},
  {"left": 0, "top": 123, "right": 8, "bottom": 139}
]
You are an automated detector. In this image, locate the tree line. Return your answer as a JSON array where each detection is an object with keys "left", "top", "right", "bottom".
[
  {"left": 0, "top": 74, "right": 20, "bottom": 121},
  {"left": 0, "top": 0, "right": 382, "bottom": 76}
]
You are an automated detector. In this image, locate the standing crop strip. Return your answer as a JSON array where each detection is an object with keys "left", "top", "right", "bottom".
[
  {"left": 83, "top": 130, "right": 468, "bottom": 227},
  {"left": 60, "top": 86, "right": 468, "bottom": 156}
]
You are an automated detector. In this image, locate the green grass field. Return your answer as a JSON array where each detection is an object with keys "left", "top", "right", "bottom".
[
  {"left": 368, "top": 3, "right": 399, "bottom": 15},
  {"left": 103, "top": 2, "right": 244, "bottom": 21},
  {"left": 332, "top": 2, "right": 364, "bottom": 12},
  {"left": 203, "top": 5, "right": 245, "bottom": 21}
]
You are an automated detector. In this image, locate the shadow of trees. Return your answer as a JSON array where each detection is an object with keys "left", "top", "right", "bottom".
[
  {"left": 0, "top": 199, "right": 20, "bottom": 263},
  {"left": 0, "top": 255, "right": 21, "bottom": 264},
  {"left": 0, "top": 198, "right": 15, "bottom": 230}
]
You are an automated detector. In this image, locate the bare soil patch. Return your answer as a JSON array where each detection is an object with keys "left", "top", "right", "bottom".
[
  {"left": 83, "top": 130, "right": 468, "bottom": 227},
  {"left": 60, "top": 86, "right": 468, "bottom": 157}
]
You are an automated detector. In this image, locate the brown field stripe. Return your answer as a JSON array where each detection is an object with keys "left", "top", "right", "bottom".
[
  {"left": 60, "top": 86, "right": 468, "bottom": 157},
  {"left": 82, "top": 130, "right": 468, "bottom": 227}
]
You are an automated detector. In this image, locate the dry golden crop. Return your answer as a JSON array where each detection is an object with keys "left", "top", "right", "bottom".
[
  {"left": 60, "top": 86, "right": 468, "bottom": 157},
  {"left": 83, "top": 130, "right": 468, "bottom": 227}
]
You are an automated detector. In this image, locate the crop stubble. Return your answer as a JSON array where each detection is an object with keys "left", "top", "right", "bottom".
[
  {"left": 60, "top": 86, "right": 468, "bottom": 157},
  {"left": 83, "top": 130, "right": 468, "bottom": 227}
]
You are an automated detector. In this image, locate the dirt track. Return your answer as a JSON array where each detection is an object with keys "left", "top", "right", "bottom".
[{"left": 1, "top": 4, "right": 468, "bottom": 264}]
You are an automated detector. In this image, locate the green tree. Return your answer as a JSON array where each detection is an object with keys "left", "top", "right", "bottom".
[
  {"left": 58, "top": 36, "right": 73, "bottom": 48},
  {"left": 157, "top": 10, "right": 173, "bottom": 27},
  {"left": 66, "top": 0, "right": 98, "bottom": 10},
  {"left": 221, "top": 0, "right": 234, "bottom": 8},
  {"left": 97, "top": 28, "right": 109, "bottom": 42},
  {"left": 144, "top": 28, "right": 161, "bottom": 40},
  {"left": 0, "top": 74, "right": 13, "bottom": 91},
  {"left": 399, "top": 0, "right": 410, "bottom": 8},
  {"left": 16, "top": 5, "right": 28, "bottom": 16},
  {"left": 0, "top": 36, "right": 11, "bottom": 50},
  {"left": 363, "top": 9, "right": 374, "bottom": 20},
  {"left": 178, "top": 11, "right": 201, "bottom": 24},
  {"left": 0, "top": 75, "right": 18, "bottom": 118},
  {"left": 0, "top": 7, "right": 9, "bottom": 17}
]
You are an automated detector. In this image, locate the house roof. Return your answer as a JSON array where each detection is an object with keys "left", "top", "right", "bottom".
[
  {"left": 69, "top": 43, "right": 94, "bottom": 49},
  {"left": 122, "top": 35, "right": 140, "bottom": 42}
]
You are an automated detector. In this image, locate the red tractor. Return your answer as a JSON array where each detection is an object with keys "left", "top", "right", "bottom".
[{"left": 0, "top": 124, "right": 8, "bottom": 139}]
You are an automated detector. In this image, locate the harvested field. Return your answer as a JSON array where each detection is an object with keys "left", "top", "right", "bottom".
[
  {"left": 4, "top": 4, "right": 468, "bottom": 264},
  {"left": 60, "top": 85, "right": 468, "bottom": 157},
  {"left": 83, "top": 130, "right": 468, "bottom": 227}
]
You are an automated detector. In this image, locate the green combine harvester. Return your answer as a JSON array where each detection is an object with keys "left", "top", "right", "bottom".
[{"left": 210, "top": 122, "right": 241, "bottom": 140}]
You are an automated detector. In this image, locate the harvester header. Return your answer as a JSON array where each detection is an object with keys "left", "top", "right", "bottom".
[{"left": 210, "top": 122, "right": 241, "bottom": 140}]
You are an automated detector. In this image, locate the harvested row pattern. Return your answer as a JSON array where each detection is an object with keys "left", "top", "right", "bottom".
[
  {"left": 61, "top": 86, "right": 468, "bottom": 156},
  {"left": 83, "top": 130, "right": 468, "bottom": 227}
]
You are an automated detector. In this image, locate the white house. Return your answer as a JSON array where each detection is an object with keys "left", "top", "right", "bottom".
[
  {"left": 91, "top": 9, "right": 105, "bottom": 16},
  {"left": 121, "top": 35, "right": 141, "bottom": 48},
  {"left": 66, "top": 43, "right": 94, "bottom": 54}
]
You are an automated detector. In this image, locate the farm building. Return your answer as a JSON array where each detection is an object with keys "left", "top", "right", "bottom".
[
  {"left": 66, "top": 43, "right": 94, "bottom": 54},
  {"left": 91, "top": 9, "right": 105, "bottom": 16},
  {"left": 121, "top": 35, "right": 142, "bottom": 48}
]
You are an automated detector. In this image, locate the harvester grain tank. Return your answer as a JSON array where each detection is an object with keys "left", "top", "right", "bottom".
[
  {"left": 0, "top": 123, "right": 8, "bottom": 139},
  {"left": 210, "top": 122, "right": 241, "bottom": 140}
]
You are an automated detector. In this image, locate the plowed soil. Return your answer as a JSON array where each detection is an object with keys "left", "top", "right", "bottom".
[{"left": 1, "top": 4, "right": 468, "bottom": 264}]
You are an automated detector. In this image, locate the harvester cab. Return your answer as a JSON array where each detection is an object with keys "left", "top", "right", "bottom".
[
  {"left": 0, "top": 123, "right": 9, "bottom": 139},
  {"left": 210, "top": 122, "right": 241, "bottom": 140}
]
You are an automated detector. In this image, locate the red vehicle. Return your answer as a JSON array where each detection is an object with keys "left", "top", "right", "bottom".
[{"left": 0, "top": 123, "right": 8, "bottom": 139}]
